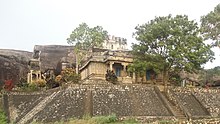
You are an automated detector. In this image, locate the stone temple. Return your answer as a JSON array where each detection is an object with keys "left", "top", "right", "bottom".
[{"left": 0, "top": 35, "right": 163, "bottom": 85}]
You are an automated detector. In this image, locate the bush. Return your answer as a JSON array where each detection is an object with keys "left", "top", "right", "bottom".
[
  {"left": 46, "top": 79, "right": 60, "bottom": 89},
  {"left": 105, "top": 70, "right": 118, "bottom": 84},
  {"left": 0, "top": 110, "right": 7, "bottom": 124},
  {"left": 32, "top": 79, "right": 46, "bottom": 87},
  {"left": 92, "top": 114, "right": 117, "bottom": 124},
  {"left": 3, "top": 80, "right": 14, "bottom": 91},
  {"left": 27, "top": 83, "right": 39, "bottom": 91},
  {"left": 59, "top": 68, "right": 81, "bottom": 84},
  {"left": 17, "top": 78, "right": 28, "bottom": 88}
]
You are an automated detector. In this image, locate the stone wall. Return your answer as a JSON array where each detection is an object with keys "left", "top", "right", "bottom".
[
  {"left": 4, "top": 85, "right": 220, "bottom": 123},
  {"left": 4, "top": 84, "right": 173, "bottom": 123},
  {"left": 192, "top": 88, "right": 220, "bottom": 117},
  {"left": 169, "top": 87, "right": 220, "bottom": 118}
]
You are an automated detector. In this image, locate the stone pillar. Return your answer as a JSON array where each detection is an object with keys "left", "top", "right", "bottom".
[
  {"left": 30, "top": 70, "right": 33, "bottom": 84},
  {"left": 122, "top": 63, "right": 128, "bottom": 77},
  {"left": 109, "top": 62, "right": 114, "bottom": 71},
  {"left": 27, "top": 73, "right": 30, "bottom": 83},
  {"left": 133, "top": 73, "right": 137, "bottom": 83}
]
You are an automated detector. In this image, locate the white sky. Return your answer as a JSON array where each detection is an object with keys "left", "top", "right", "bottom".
[{"left": 0, "top": 0, "right": 219, "bottom": 69}]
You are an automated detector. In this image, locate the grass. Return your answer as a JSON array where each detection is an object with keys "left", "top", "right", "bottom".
[
  {"left": 0, "top": 110, "right": 7, "bottom": 124},
  {"left": 32, "top": 115, "right": 140, "bottom": 124}
]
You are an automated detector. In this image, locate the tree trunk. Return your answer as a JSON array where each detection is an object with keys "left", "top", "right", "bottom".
[
  {"left": 76, "top": 54, "right": 79, "bottom": 74},
  {"left": 135, "top": 72, "right": 138, "bottom": 83},
  {"left": 74, "top": 48, "right": 79, "bottom": 74},
  {"left": 163, "top": 69, "right": 168, "bottom": 92}
]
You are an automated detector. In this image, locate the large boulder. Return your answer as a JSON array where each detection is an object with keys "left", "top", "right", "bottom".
[
  {"left": 0, "top": 49, "right": 32, "bottom": 84},
  {"left": 34, "top": 45, "right": 75, "bottom": 73}
]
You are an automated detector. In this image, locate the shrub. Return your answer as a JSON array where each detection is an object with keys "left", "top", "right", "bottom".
[
  {"left": 27, "top": 83, "right": 39, "bottom": 91},
  {"left": 92, "top": 114, "right": 117, "bottom": 124},
  {"left": 105, "top": 70, "right": 118, "bottom": 84},
  {"left": 55, "top": 75, "right": 62, "bottom": 83},
  {"left": 46, "top": 79, "right": 60, "bottom": 89},
  {"left": 0, "top": 110, "right": 7, "bottom": 124},
  {"left": 60, "top": 68, "right": 81, "bottom": 83},
  {"left": 33, "top": 79, "right": 46, "bottom": 87},
  {"left": 17, "top": 77, "right": 28, "bottom": 88},
  {"left": 3, "top": 80, "right": 14, "bottom": 91}
]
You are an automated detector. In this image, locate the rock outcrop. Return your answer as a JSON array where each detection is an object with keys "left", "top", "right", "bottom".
[
  {"left": 0, "top": 49, "right": 32, "bottom": 84},
  {"left": 33, "top": 45, "right": 75, "bottom": 73},
  {"left": 0, "top": 45, "right": 76, "bottom": 84}
]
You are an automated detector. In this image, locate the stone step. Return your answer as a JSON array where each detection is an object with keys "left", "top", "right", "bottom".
[{"left": 161, "top": 92, "right": 187, "bottom": 119}]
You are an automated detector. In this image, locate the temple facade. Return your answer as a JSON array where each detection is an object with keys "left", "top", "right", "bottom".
[
  {"left": 79, "top": 48, "right": 162, "bottom": 84},
  {"left": 102, "top": 35, "right": 127, "bottom": 50}
]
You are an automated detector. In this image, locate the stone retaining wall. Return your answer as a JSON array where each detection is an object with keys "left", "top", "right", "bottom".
[
  {"left": 4, "top": 85, "right": 220, "bottom": 123},
  {"left": 4, "top": 84, "right": 173, "bottom": 123},
  {"left": 169, "top": 87, "right": 220, "bottom": 118}
]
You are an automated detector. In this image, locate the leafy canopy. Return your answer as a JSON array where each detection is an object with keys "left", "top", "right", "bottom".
[
  {"left": 132, "top": 15, "right": 214, "bottom": 79},
  {"left": 67, "top": 22, "right": 108, "bottom": 49},
  {"left": 200, "top": 66, "right": 220, "bottom": 84},
  {"left": 201, "top": 3, "right": 220, "bottom": 46}
]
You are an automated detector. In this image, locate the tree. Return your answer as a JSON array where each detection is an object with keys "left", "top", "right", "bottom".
[
  {"left": 132, "top": 15, "right": 214, "bottom": 88},
  {"left": 67, "top": 23, "right": 108, "bottom": 73},
  {"left": 67, "top": 23, "right": 108, "bottom": 49},
  {"left": 201, "top": 4, "right": 220, "bottom": 47},
  {"left": 199, "top": 66, "right": 220, "bottom": 85}
]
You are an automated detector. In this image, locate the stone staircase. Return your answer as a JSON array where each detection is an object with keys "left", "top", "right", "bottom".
[
  {"left": 161, "top": 92, "right": 187, "bottom": 120},
  {"left": 17, "top": 90, "right": 61, "bottom": 124}
]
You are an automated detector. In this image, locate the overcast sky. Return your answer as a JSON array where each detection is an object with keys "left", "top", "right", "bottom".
[{"left": 0, "top": 0, "right": 219, "bottom": 69}]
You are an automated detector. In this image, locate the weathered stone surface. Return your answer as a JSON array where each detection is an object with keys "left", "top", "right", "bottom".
[
  {"left": 10, "top": 94, "right": 45, "bottom": 123},
  {"left": 33, "top": 87, "right": 87, "bottom": 122},
  {"left": 34, "top": 45, "right": 75, "bottom": 72},
  {"left": 169, "top": 87, "right": 220, "bottom": 118},
  {"left": 193, "top": 88, "right": 220, "bottom": 117},
  {"left": 92, "top": 85, "right": 172, "bottom": 116},
  {"left": 5, "top": 84, "right": 173, "bottom": 123},
  {"left": 0, "top": 49, "right": 32, "bottom": 83}
]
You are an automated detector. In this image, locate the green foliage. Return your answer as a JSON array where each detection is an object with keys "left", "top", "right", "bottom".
[
  {"left": 201, "top": 3, "right": 220, "bottom": 46},
  {"left": 46, "top": 79, "right": 60, "bottom": 89},
  {"left": 32, "top": 79, "right": 46, "bottom": 87},
  {"left": 199, "top": 66, "right": 220, "bottom": 85},
  {"left": 27, "top": 83, "right": 39, "bottom": 91},
  {"left": 67, "top": 23, "right": 108, "bottom": 74},
  {"left": 31, "top": 115, "right": 140, "bottom": 124},
  {"left": 91, "top": 114, "right": 117, "bottom": 124},
  {"left": 0, "top": 110, "right": 7, "bottom": 124},
  {"left": 67, "top": 22, "right": 108, "bottom": 49},
  {"left": 132, "top": 14, "right": 214, "bottom": 84},
  {"left": 169, "top": 73, "right": 182, "bottom": 86},
  {"left": 158, "top": 119, "right": 177, "bottom": 124},
  {"left": 56, "top": 68, "right": 81, "bottom": 84},
  {"left": 17, "top": 77, "right": 28, "bottom": 88},
  {"left": 105, "top": 70, "right": 118, "bottom": 84},
  {"left": 17, "top": 83, "right": 40, "bottom": 92}
]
